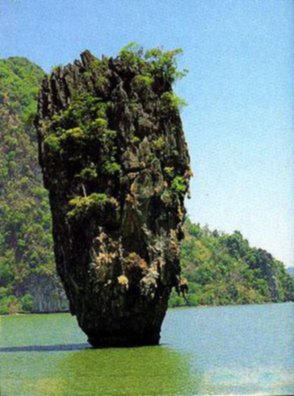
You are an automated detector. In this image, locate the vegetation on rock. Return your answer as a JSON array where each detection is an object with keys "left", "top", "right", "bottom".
[
  {"left": 0, "top": 52, "right": 292, "bottom": 320},
  {"left": 36, "top": 46, "right": 191, "bottom": 346}
]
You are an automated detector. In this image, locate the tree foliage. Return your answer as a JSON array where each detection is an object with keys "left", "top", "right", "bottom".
[{"left": 0, "top": 57, "right": 57, "bottom": 314}]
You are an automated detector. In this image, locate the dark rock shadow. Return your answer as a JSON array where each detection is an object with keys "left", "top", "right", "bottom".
[
  {"left": 0, "top": 343, "right": 90, "bottom": 352},
  {"left": 0, "top": 342, "right": 170, "bottom": 352}
]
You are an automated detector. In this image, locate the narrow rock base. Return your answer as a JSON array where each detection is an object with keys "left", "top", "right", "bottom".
[{"left": 88, "top": 333, "right": 160, "bottom": 348}]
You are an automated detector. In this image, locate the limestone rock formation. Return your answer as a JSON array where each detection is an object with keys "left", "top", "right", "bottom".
[{"left": 36, "top": 47, "right": 191, "bottom": 346}]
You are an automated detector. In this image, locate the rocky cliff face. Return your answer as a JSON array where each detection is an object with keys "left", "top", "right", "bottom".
[
  {"left": 36, "top": 47, "right": 191, "bottom": 346},
  {"left": 14, "top": 273, "right": 68, "bottom": 313}
]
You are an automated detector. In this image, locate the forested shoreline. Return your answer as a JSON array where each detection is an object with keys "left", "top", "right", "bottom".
[{"left": 170, "top": 219, "right": 294, "bottom": 307}]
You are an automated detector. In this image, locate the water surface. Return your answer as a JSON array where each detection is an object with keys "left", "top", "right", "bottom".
[{"left": 1, "top": 303, "right": 293, "bottom": 395}]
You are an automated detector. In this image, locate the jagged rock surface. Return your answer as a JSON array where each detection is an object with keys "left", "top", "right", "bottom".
[{"left": 36, "top": 49, "right": 191, "bottom": 346}]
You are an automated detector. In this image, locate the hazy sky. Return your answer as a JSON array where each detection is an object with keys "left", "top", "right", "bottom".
[{"left": 0, "top": 0, "right": 293, "bottom": 266}]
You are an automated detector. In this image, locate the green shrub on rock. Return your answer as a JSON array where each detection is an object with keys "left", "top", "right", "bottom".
[{"left": 68, "top": 193, "right": 108, "bottom": 218}]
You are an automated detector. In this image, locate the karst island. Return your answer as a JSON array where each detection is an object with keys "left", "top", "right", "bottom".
[{"left": 35, "top": 45, "right": 191, "bottom": 347}]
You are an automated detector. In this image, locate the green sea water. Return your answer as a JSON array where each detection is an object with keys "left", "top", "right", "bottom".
[{"left": 1, "top": 303, "right": 294, "bottom": 395}]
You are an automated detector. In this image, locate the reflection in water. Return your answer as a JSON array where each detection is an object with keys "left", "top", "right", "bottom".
[
  {"left": 1, "top": 345, "right": 205, "bottom": 396},
  {"left": 60, "top": 346, "right": 205, "bottom": 396}
]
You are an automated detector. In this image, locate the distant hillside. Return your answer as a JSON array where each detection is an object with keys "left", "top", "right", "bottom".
[
  {"left": 169, "top": 219, "right": 294, "bottom": 307},
  {"left": 0, "top": 57, "right": 67, "bottom": 314},
  {"left": 287, "top": 267, "right": 294, "bottom": 276},
  {"left": 0, "top": 56, "right": 293, "bottom": 314}
]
